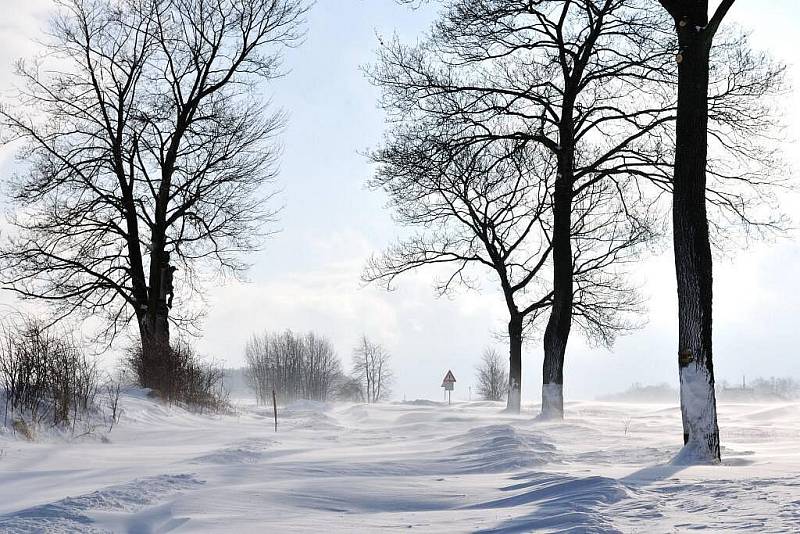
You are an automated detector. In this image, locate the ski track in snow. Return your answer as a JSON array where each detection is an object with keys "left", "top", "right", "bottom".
[{"left": 0, "top": 395, "right": 799, "bottom": 533}]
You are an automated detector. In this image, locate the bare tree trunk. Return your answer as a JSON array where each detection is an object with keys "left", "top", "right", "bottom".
[
  {"left": 671, "top": 7, "right": 720, "bottom": 463},
  {"left": 540, "top": 158, "right": 574, "bottom": 420},
  {"left": 505, "top": 314, "right": 523, "bottom": 413},
  {"left": 138, "top": 241, "right": 172, "bottom": 389},
  {"left": 138, "top": 321, "right": 170, "bottom": 385}
]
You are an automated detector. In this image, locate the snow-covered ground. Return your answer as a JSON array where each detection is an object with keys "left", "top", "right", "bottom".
[{"left": 1, "top": 393, "right": 799, "bottom": 533}]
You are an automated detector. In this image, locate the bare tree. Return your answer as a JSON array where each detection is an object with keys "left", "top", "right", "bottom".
[
  {"left": 371, "top": 0, "right": 784, "bottom": 420},
  {"left": 365, "top": 133, "right": 645, "bottom": 413},
  {"left": 301, "top": 332, "right": 343, "bottom": 401},
  {"left": 352, "top": 336, "right": 393, "bottom": 403},
  {"left": 475, "top": 348, "right": 508, "bottom": 402},
  {"left": 654, "top": 0, "right": 787, "bottom": 463},
  {"left": 244, "top": 333, "right": 274, "bottom": 405},
  {"left": 366, "top": 140, "right": 556, "bottom": 412},
  {"left": 0, "top": 0, "right": 308, "bottom": 387},
  {"left": 368, "top": 0, "right": 669, "bottom": 415}
]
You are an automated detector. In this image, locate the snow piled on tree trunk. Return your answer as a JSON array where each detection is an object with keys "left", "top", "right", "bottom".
[
  {"left": 506, "top": 379, "right": 521, "bottom": 414},
  {"left": 539, "top": 382, "right": 564, "bottom": 419},
  {"left": 676, "top": 362, "right": 720, "bottom": 464}
]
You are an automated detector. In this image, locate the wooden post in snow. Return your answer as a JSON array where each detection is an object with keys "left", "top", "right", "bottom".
[{"left": 272, "top": 388, "right": 278, "bottom": 432}]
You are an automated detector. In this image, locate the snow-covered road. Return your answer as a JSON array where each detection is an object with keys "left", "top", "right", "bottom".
[{"left": 1, "top": 394, "right": 798, "bottom": 532}]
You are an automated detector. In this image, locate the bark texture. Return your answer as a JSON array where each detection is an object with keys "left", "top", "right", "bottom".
[
  {"left": 659, "top": 0, "right": 734, "bottom": 463},
  {"left": 541, "top": 121, "right": 576, "bottom": 420}
]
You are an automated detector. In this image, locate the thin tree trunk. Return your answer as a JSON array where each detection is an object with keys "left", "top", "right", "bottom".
[
  {"left": 364, "top": 348, "right": 371, "bottom": 404},
  {"left": 540, "top": 158, "right": 574, "bottom": 420},
  {"left": 671, "top": 8, "right": 720, "bottom": 463},
  {"left": 506, "top": 314, "right": 524, "bottom": 413}
]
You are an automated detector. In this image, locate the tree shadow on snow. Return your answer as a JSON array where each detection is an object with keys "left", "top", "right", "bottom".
[
  {"left": 472, "top": 450, "right": 700, "bottom": 533},
  {"left": 620, "top": 462, "right": 688, "bottom": 487}
]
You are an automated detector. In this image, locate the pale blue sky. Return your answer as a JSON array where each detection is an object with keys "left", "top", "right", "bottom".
[{"left": 0, "top": 1, "right": 798, "bottom": 402}]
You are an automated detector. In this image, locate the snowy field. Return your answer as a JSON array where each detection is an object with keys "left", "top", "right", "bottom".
[{"left": 1, "top": 393, "right": 799, "bottom": 533}]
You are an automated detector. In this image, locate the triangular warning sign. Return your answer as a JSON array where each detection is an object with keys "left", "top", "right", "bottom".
[{"left": 442, "top": 370, "right": 456, "bottom": 384}]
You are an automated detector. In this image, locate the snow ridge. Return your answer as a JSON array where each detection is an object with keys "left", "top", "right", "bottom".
[{"left": 0, "top": 474, "right": 203, "bottom": 533}]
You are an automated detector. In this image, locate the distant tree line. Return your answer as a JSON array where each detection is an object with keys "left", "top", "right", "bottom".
[
  {"left": 602, "top": 378, "right": 800, "bottom": 403},
  {"left": 717, "top": 378, "right": 800, "bottom": 402}
]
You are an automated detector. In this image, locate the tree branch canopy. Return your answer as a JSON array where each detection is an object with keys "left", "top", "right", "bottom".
[
  {"left": 365, "top": 0, "right": 681, "bottom": 345},
  {"left": 0, "top": 0, "right": 309, "bottom": 343}
]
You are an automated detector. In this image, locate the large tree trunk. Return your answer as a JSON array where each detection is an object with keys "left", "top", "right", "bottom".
[
  {"left": 670, "top": 8, "right": 721, "bottom": 463},
  {"left": 137, "top": 313, "right": 170, "bottom": 391},
  {"left": 506, "top": 313, "right": 523, "bottom": 413},
  {"left": 540, "top": 151, "right": 574, "bottom": 420},
  {"left": 138, "top": 310, "right": 171, "bottom": 387},
  {"left": 137, "top": 241, "right": 173, "bottom": 390}
]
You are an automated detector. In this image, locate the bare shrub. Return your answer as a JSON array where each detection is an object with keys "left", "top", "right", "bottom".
[
  {"left": 12, "top": 419, "right": 34, "bottom": 441},
  {"left": 126, "top": 340, "right": 228, "bottom": 413},
  {"left": 103, "top": 379, "right": 123, "bottom": 432},
  {"left": 475, "top": 348, "right": 508, "bottom": 402},
  {"left": 245, "top": 330, "right": 342, "bottom": 405},
  {"left": 623, "top": 418, "right": 633, "bottom": 437},
  {"left": 334, "top": 374, "right": 365, "bottom": 403},
  {"left": 0, "top": 317, "right": 99, "bottom": 431}
]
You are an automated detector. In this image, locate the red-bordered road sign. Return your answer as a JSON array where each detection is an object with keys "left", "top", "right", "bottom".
[{"left": 441, "top": 370, "right": 456, "bottom": 388}]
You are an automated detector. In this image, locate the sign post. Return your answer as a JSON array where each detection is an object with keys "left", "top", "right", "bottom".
[{"left": 441, "top": 370, "right": 456, "bottom": 405}]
